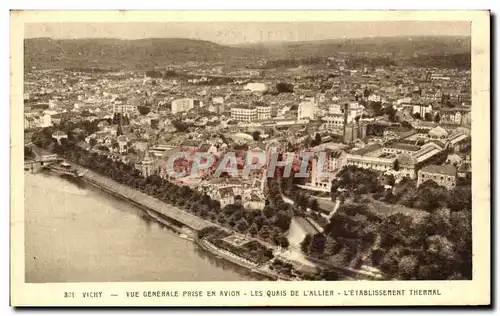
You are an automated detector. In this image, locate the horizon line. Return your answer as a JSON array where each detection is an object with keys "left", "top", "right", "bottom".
[{"left": 24, "top": 34, "right": 471, "bottom": 46}]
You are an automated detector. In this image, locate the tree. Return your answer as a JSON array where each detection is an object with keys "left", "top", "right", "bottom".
[
  {"left": 413, "top": 112, "right": 422, "bottom": 120},
  {"left": 398, "top": 255, "right": 419, "bottom": 280},
  {"left": 89, "top": 138, "right": 97, "bottom": 148},
  {"left": 449, "top": 210, "right": 472, "bottom": 279},
  {"left": 138, "top": 106, "right": 151, "bottom": 115},
  {"left": 393, "top": 159, "right": 400, "bottom": 171},
  {"left": 262, "top": 204, "right": 275, "bottom": 219},
  {"left": 380, "top": 246, "right": 403, "bottom": 275},
  {"left": 424, "top": 112, "right": 433, "bottom": 121},
  {"left": 401, "top": 121, "right": 413, "bottom": 129},
  {"left": 434, "top": 113, "right": 441, "bottom": 123},
  {"left": 236, "top": 219, "right": 249, "bottom": 233},
  {"left": 385, "top": 107, "right": 397, "bottom": 122},
  {"left": 111, "top": 140, "right": 119, "bottom": 152},
  {"left": 258, "top": 225, "right": 271, "bottom": 240},
  {"left": 413, "top": 180, "right": 449, "bottom": 212},
  {"left": 275, "top": 210, "right": 292, "bottom": 231},
  {"left": 311, "top": 133, "right": 322, "bottom": 147},
  {"left": 308, "top": 233, "right": 326, "bottom": 256},
  {"left": 447, "top": 185, "right": 472, "bottom": 212},
  {"left": 276, "top": 235, "right": 290, "bottom": 249},
  {"left": 24, "top": 146, "right": 34, "bottom": 159},
  {"left": 301, "top": 234, "right": 312, "bottom": 253},
  {"left": 371, "top": 248, "right": 385, "bottom": 266},
  {"left": 276, "top": 82, "right": 294, "bottom": 93},
  {"left": 331, "top": 165, "right": 384, "bottom": 196},
  {"left": 252, "top": 130, "right": 261, "bottom": 141},
  {"left": 248, "top": 223, "right": 259, "bottom": 236},
  {"left": 309, "top": 199, "right": 319, "bottom": 213}
]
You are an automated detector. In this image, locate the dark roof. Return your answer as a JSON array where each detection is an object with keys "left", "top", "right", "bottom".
[
  {"left": 325, "top": 149, "right": 345, "bottom": 158},
  {"left": 420, "top": 164, "right": 457, "bottom": 176}
]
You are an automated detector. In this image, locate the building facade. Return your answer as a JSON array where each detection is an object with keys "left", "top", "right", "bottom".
[
  {"left": 256, "top": 105, "right": 272, "bottom": 120},
  {"left": 112, "top": 103, "right": 137, "bottom": 116},
  {"left": 297, "top": 101, "right": 318, "bottom": 121},
  {"left": 231, "top": 105, "right": 257, "bottom": 122},
  {"left": 417, "top": 164, "right": 457, "bottom": 189},
  {"left": 171, "top": 98, "right": 195, "bottom": 115}
]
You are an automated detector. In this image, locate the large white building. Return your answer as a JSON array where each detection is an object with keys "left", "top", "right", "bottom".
[
  {"left": 297, "top": 101, "right": 318, "bottom": 121},
  {"left": 307, "top": 150, "right": 347, "bottom": 192},
  {"left": 231, "top": 105, "right": 257, "bottom": 122},
  {"left": 171, "top": 98, "right": 195, "bottom": 114},
  {"left": 112, "top": 104, "right": 137, "bottom": 116},
  {"left": 328, "top": 102, "right": 364, "bottom": 123},
  {"left": 412, "top": 104, "right": 433, "bottom": 118},
  {"left": 256, "top": 105, "right": 272, "bottom": 120},
  {"left": 39, "top": 113, "right": 52, "bottom": 128},
  {"left": 244, "top": 82, "right": 268, "bottom": 92},
  {"left": 322, "top": 114, "right": 346, "bottom": 130}
]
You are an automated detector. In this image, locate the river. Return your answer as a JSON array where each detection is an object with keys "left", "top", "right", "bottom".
[{"left": 24, "top": 172, "right": 256, "bottom": 282}]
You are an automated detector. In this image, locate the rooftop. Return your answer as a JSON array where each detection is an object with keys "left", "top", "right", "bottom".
[{"left": 420, "top": 164, "right": 457, "bottom": 176}]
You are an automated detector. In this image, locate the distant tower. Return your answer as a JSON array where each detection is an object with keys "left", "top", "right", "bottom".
[
  {"left": 342, "top": 103, "right": 349, "bottom": 138},
  {"left": 426, "top": 71, "right": 432, "bottom": 82},
  {"left": 117, "top": 106, "right": 124, "bottom": 136}
]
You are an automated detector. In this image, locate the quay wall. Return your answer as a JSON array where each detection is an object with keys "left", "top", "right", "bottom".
[{"left": 81, "top": 169, "right": 214, "bottom": 231}]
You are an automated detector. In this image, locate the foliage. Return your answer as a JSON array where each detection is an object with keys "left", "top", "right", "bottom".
[
  {"left": 138, "top": 106, "right": 151, "bottom": 115},
  {"left": 446, "top": 186, "right": 472, "bottom": 212},
  {"left": 24, "top": 146, "right": 35, "bottom": 159},
  {"left": 331, "top": 165, "right": 384, "bottom": 196},
  {"left": 275, "top": 82, "right": 294, "bottom": 93},
  {"left": 38, "top": 128, "right": 293, "bottom": 250},
  {"left": 252, "top": 130, "right": 261, "bottom": 141},
  {"left": 299, "top": 194, "right": 472, "bottom": 280},
  {"left": 310, "top": 133, "right": 322, "bottom": 147}
]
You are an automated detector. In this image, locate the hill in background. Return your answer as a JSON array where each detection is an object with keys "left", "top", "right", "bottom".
[{"left": 24, "top": 36, "right": 471, "bottom": 71}]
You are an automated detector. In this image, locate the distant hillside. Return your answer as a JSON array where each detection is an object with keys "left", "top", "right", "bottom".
[
  {"left": 24, "top": 36, "right": 471, "bottom": 70},
  {"left": 240, "top": 36, "right": 471, "bottom": 57},
  {"left": 24, "top": 37, "right": 250, "bottom": 70}
]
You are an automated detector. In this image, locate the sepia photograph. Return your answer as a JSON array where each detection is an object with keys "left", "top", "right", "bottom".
[{"left": 11, "top": 10, "right": 490, "bottom": 306}]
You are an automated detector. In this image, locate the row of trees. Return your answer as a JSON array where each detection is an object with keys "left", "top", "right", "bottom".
[
  {"left": 381, "top": 177, "right": 472, "bottom": 213},
  {"left": 301, "top": 203, "right": 382, "bottom": 265},
  {"left": 330, "top": 165, "right": 385, "bottom": 198},
  {"left": 330, "top": 166, "right": 471, "bottom": 214},
  {"left": 40, "top": 132, "right": 294, "bottom": 249},
  {"left": 375, "top": 208, "right": 472, "bottom": 280},
  {"left": 33, "top": 119, "right": 103, "bottom": 149},
  {"left": 300, "top": 202, "right": 472, "bottom": 280}
]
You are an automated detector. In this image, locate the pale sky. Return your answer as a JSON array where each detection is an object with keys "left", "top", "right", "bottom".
[{"left": 25, "top": 22, "right": 471, "bottom": 45}]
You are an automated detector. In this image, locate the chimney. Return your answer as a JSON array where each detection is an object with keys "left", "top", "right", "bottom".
[{"left": 343, "top": 103, "right": 349, "bottom": 137}]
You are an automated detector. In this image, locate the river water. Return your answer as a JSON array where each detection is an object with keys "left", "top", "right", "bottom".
[{"left": 24, "top": 172, "right": 255, "bottom": 282}]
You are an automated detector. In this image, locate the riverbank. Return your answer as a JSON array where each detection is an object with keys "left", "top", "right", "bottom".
[
  {"left": 79, "top": 167, "right": 214, "bottom": 232},
  {"left": 195, "top": 237, "right": 291, "bottom": 281}
]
